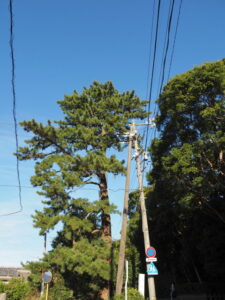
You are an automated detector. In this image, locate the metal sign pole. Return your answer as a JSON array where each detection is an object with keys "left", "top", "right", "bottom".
[
  {"left": 41, "top": 233, "right": 47, "bottom": 297},
  {"left": 45, "top": 283, "right": 49, "bottom": 300},
  {"left": 125, "top": 260, "right": 128, "bottom": 300},
  {"left": 42, "top": 271, "right": 52, "bottom": 300}
]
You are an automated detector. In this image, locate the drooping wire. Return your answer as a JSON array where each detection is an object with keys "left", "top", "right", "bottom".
[
  {"left": 0, "top": 0, "right": 23, "bottom": 217},
  {"left": 167, "top": 0, "right": 183, "bottom": 81},
  {"left": 0, "top": 184, "right": 139, "bottom": 193}
]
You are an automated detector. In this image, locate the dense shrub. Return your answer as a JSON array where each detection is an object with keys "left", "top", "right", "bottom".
[
  {"left": 113, "top": 288, "right": 145, "bottom": 300},
  {"left": 0, "top": 278, "right": 31, "bottom": 300}
]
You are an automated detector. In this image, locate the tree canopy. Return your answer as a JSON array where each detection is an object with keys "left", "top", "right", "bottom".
[
  {"left": 146, "top": 59, "right": 225, "bottom": 288},
  {"left": 17, "top": 81, "right": 148, "bottom": 299}
]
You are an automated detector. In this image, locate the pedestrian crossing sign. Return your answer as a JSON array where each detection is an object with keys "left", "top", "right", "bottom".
[{"left": 147, "top": 262, "right": 158, "bottom": 276}]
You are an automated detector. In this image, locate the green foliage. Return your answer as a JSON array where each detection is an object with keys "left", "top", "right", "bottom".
[
  {"left": 147, "top": 59, "right": 225, "bottom": 285},
  {"left": 113, "top": 288, "right": 145, "bottom": 300},
  {"left": 0, "top": 281, "right": 6, "bottom": 293},
  {"left": 17, "top": 81, "right": 148, "bottom": 298},
  {"left": 0, "top": 278, "right": 31, "bottom": 300}
]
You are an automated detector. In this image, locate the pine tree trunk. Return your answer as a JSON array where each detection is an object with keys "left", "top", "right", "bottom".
[{"left": 99, "top": 172, "right": 112, "bottom": 300}]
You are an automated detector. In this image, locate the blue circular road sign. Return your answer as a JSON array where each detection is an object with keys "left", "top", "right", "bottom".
[{"left": 146, "top": 246, "right": 156, "bottom": 258}]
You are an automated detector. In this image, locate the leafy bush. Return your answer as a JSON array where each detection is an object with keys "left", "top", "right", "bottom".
[
  {"left": 113, "top": 288, "right": 145, "bottom": 300},
  {"left": 0, "top": 280, "right": 6, "bottom": 293},
  {"left": 0, "top": 278, "right": 31, "bottom": 300}
]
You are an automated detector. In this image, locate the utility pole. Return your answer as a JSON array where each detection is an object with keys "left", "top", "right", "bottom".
[
  {"left": 115, "top": 122, "right": 135, "bottom": 296},
  {"left": 133, "top": 126, "right": 157, "bottom": 300}
]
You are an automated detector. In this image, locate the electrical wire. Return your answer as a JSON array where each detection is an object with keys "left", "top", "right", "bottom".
[
  {"left": 149, "top": 0, "right": 176, "bottom": 144},
  {"left": 145, "top": 0, "right": 156, "bottom": 101},
  {"left": 142, "top": 0, "right": 157, "bottom": 146},
  {"left": 158, "top": 0, "right": 175, "bottom": 95},
  {"left": 152, "top": 0, "right": 180, "bottom": 141},
  {"left": 0, "top": 0, "right": 23, "bottom": 217},
  {"left": 146, "top": 0, "right": 174, "bottom": 151},
  {"left": 156, "top": 0, "right": 173, "bottom": 106},
  {"left": 142, "top": 0, "right": 182, "bottom": 178},
  {"left": 0, "top": 184, "right": 139, "bottom": 193},
  {"left": 167, "top": 0, "right": 183, "bottom": 81},
  {"left": 143, "top": 0, "right": 161, "bottom": 156}
]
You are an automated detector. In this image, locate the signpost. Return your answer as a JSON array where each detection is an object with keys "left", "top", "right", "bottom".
[
  {"left": 42, "top": 271, "right": 52, "bottom": 300},
  {"left": 146, "top": 247, "right": 158, "bottom": 278}
]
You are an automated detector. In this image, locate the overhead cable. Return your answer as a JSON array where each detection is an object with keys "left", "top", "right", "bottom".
[
  {"left": 143, "top": 0, "right": 161, "bottom": 155},
  {"left": 167, "top": 0, "right": 183, "bottom": 81},
  {"left": 0, "top": 184, "right": 139, "bottom": 193},
  {"left": 0, "top": 0, "right": 23, "bottom": 217},
  {"left": 152, "top": 0, "right": 180, "bottom": 141},
  {"left": 158, "top": 0, "right": 175, "bottom": 95}
]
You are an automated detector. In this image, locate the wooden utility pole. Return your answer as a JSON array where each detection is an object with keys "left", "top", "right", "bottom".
[
  {"left": 134, "top": 128, "right": 157, "bottom": 300},
  {"left": 115, "top": 122, "right": 134, "bottom": 296}
]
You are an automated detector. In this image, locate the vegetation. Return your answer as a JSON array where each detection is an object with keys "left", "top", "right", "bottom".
[
  {"left": 0, "top": 278, "right": 32, "bottom": 300},
  {"left": 15, "top": 60, "right": 225, "bottom": 298},
  {"left": 113, "top": 288, "right": 145, "bottom": 300},
  {"left": 146, "top": 59, "right": 225, "bottom": 288},
  {"left": 17, "top": 81, "right": 148, "bottom": 299}
]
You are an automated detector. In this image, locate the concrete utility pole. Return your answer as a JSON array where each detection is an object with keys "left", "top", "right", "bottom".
[
  {"left": 134, "top": 129, "right": 157, "bottom": 300},
  {"left": 115, "top": 122, "right": 135, "bottom": 296}
]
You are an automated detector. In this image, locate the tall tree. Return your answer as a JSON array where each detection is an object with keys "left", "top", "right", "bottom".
[
  {"left": 147, "top": 59, "right": 225, "bottom": 286},
  {"left": 17, "top": 81, "right": 148, "bottom": 299}
]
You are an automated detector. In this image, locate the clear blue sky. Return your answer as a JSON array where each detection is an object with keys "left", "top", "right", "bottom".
[{"left": 0, "top": 0, "right": 224, "bottom": 266}]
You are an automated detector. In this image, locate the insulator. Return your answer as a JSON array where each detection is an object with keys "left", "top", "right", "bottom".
[{"left": 143, "top": 152, "right": 148, "bottom": 161}]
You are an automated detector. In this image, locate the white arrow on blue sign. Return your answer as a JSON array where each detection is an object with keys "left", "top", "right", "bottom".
[{"left": 147, "top": 262, "right": 158, "bottom": 276}]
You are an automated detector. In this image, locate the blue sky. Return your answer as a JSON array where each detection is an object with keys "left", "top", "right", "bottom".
[{"left": 0, "top": 0, "right": 225, "bottom": 266}]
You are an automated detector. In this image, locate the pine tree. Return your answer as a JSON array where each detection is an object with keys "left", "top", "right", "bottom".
[{"left": 18, "top": 81, "right": 148, "bottom": 299}]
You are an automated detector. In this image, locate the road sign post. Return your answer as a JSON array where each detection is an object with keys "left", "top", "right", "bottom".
[{"left": 42, "top": 271, "right": 52, "bottom": 300}]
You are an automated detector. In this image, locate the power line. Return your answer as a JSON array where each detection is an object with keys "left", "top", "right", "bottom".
[
  {"left": 150, "top": 0, "right": 176, "bottom": 144},
  {"left": 167, "top": 0, "right": 183, "bottom": 81},
  {"left": 0, "top": 184, "right": 139, "bottom": 193},
  {"left": 146, "top": 0, "right": 175, "bottom": 151},
  {"left": 142, "top": 0, "right": 156, "bottom": 153},
  {"left": 158, "top": 0, "right": 175, "bottom": 95},
  {"left": 145, "top": 0, "right": 156, "bottom": 101},
  {"left": 0, "top": 0, "right": 23, "bottom": 217},
  {"left": 156, "top": 0, "right": 173, "bottom": 104},
  {"left": 143, "top": 0, "right": 162, "bottom": 155},
  {"left": 142, "top": 0, "right": 183, "bottom": 177},
  {"left": 152, "top": 0, "right": 182, "bottom": 142}
]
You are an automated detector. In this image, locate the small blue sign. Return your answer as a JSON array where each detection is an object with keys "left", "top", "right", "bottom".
[{"left": 147, "top": 262, "right": 158, "bottom": 276}]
